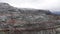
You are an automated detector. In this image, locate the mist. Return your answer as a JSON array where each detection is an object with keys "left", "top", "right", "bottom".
[{"left": 0, "top": 0, "right": 60, "bottom": 11}]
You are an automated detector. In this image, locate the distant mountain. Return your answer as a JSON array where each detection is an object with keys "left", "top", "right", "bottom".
[{"left": 51, "top": 11, "right": 60, "bottom": 15}]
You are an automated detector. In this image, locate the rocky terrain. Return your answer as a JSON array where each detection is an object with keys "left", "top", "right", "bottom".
[
  {"left": 0, "top": 3, "right": 58, "bottom": 28},
  {"left": 0, "top": 3, "right": 60, "bottom": 34}
]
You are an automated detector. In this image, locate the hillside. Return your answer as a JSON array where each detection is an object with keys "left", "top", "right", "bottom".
[
  {"left": 0, "top": 3, "right": 60, "bottom": 34},
  {"left": 0, "top": 3, "right": 59, "bottom": 27}
]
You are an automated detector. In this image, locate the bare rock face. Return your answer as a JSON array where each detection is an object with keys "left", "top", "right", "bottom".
[
  {"left": 0, "top": 3, "right": 10, "bottom": 12},
  {"left": 0, "top": 3, "right": 10, "bottom": 7},
  {"left": 0, "top": 3, "right": 18, "bottom": 14}
]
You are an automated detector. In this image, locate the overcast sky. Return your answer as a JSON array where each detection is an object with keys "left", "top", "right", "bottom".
[{"left": 0, "top": 0, "right": 60, "bottom": 11}]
